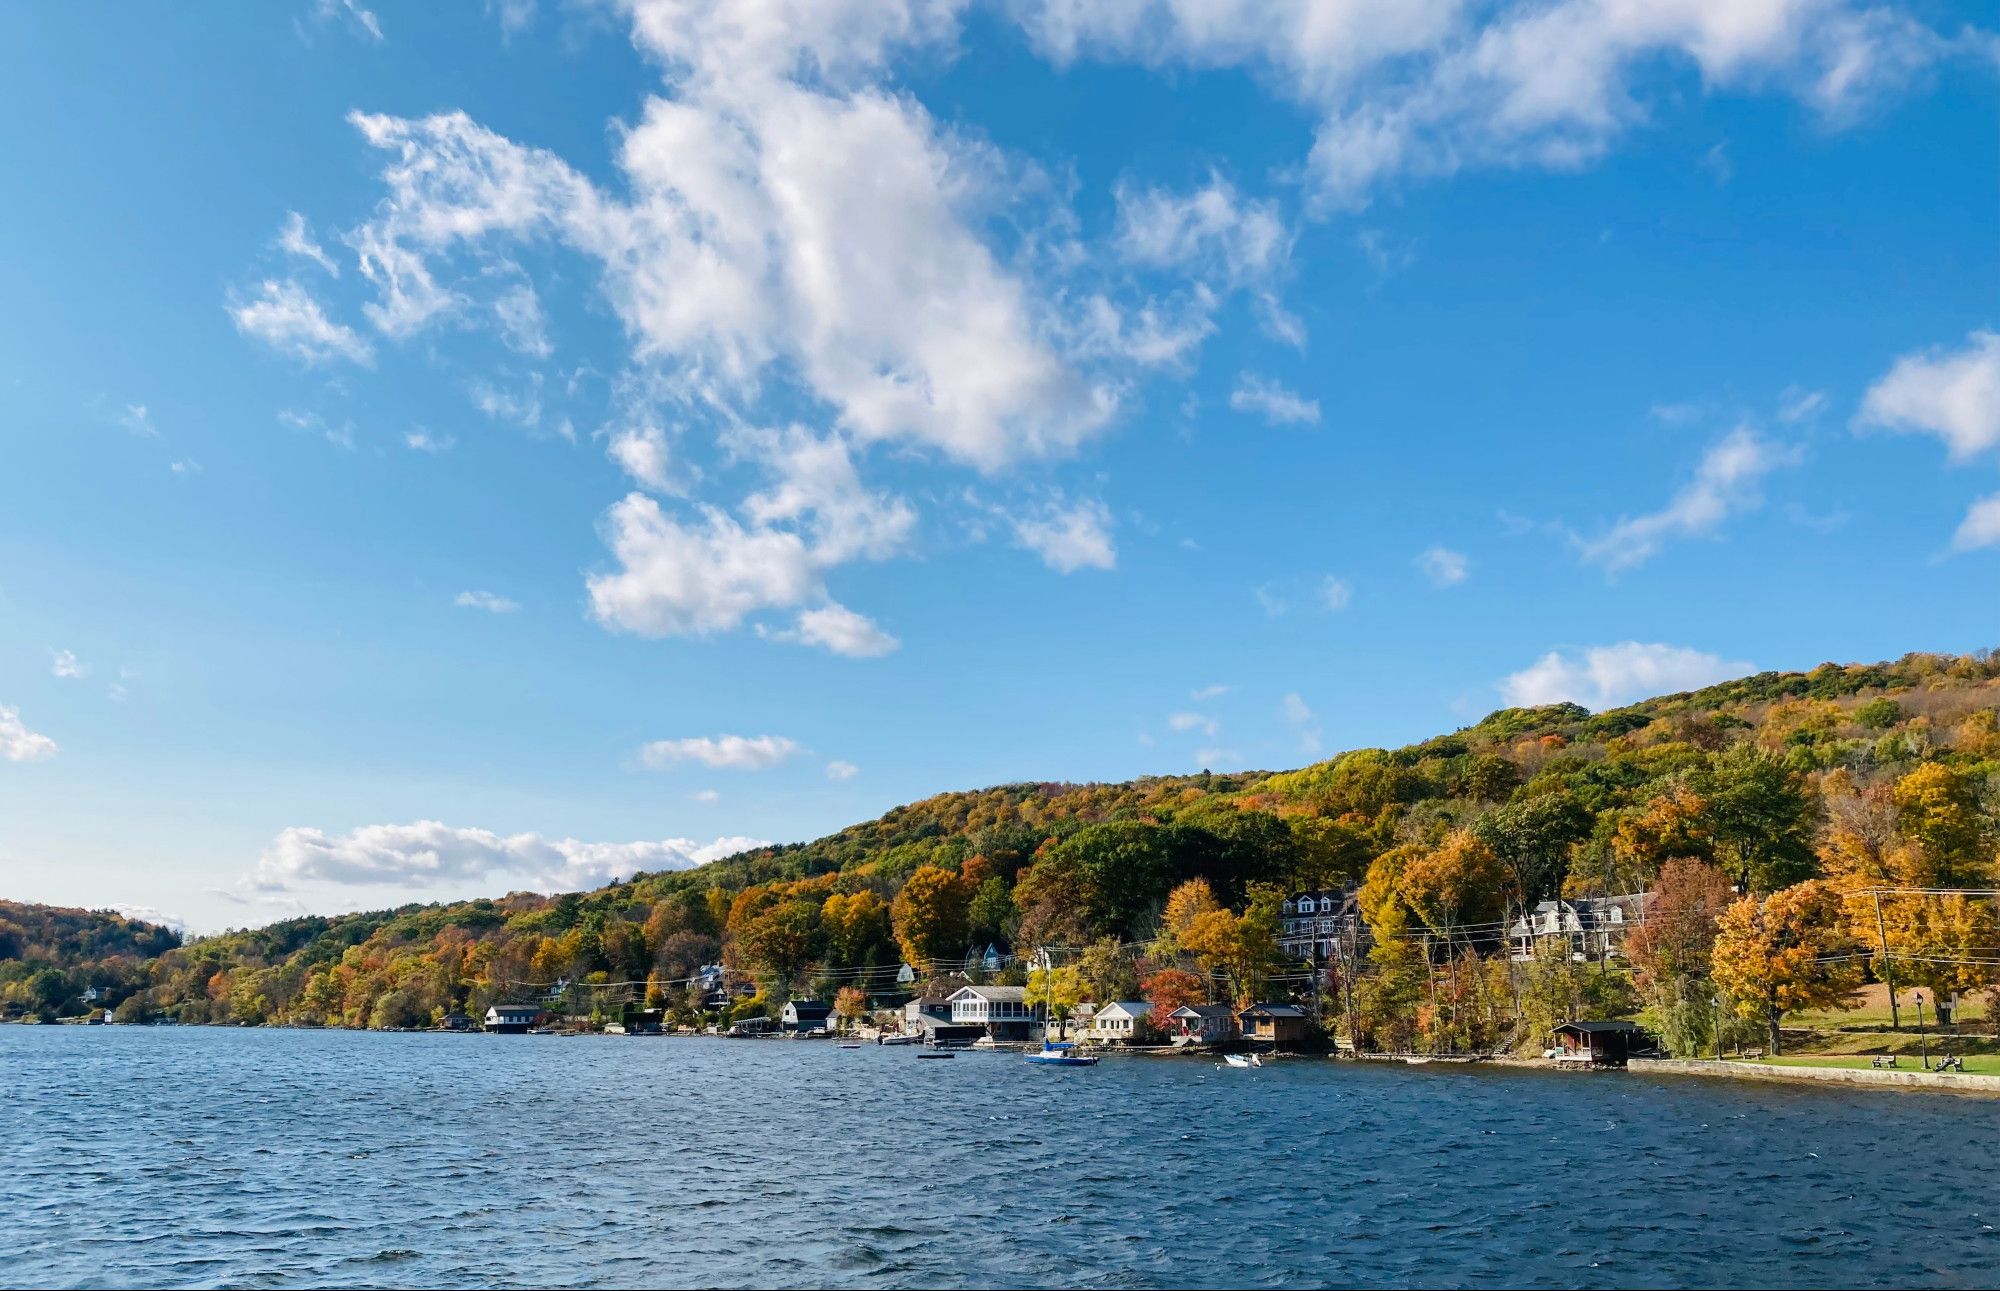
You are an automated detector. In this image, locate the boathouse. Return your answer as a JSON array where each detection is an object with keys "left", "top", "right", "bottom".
[
  {"left": 1238, "top": 1002, "right": 1309, "bottom": 1046},
  {"left": 1549, "top": 1020, "right": 1654, "bottom": 1066},
  {"left": 781, "top": 999, "right": 833, "bottom": 1033},
  {"left": 484, "top": 1004, "right": 542, "bottom": 1034},
  {"left": 948, "top": 985, "right": 1038, "bottom": 1042}
]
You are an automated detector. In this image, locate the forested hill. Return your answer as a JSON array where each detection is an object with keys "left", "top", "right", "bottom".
[{"left": 5, "top": 650, "right": 1998, "bottom": 1037}]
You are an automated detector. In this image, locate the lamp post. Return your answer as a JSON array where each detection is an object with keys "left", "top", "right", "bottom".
[{"left": 1914, "top": 991, "right": 1930, "bottom": 1070}]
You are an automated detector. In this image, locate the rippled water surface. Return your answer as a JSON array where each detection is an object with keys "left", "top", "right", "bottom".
[{"left": 6, "top": 1026, "right": 1999, "bottom": 1289}]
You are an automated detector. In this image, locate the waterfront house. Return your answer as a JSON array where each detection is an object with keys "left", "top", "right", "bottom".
[
  {"left": 1549, "top": 1020, "right": 1655, "bottom": 1066},
  {"left": 781, "top": 999, "right": 833, "bottom": 1033},
  {"left": 948, "top": 984, "right": 1039, "bottom": 1042},
  {"left": 1508, "top": 895, "right": 1645, "bottom": 962},
  {"left": 484, "top": 1004, "right": 542, "bottom": 1034},
  {"left": 1238, "top": 1003, "right": 1309, "bottom": 1046},
  {"left": 1090, "top": 1000, "right": 1153, "bottom": 1043},
  {"left": 1279, "top": 889, "right": 1367, "bottom": 963},
  {"left": 440, "top": 1012, "right": 473, "bottom": 1031},
  {"left": 1166, "top": 1003, "right": 1235, "bottom": 1044}
]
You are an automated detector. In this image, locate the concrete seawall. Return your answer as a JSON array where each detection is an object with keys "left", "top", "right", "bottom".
[{"left": 1630, "top": 1057, "right": 2000, "bottom": 1097}]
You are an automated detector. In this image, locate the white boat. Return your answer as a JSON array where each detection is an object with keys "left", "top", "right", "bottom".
[
  {"left": 876, "top": 1033, "right": 920, "bottom": 1046},
  {"left": 1223, "top": 1053, "right": 1262, "bottom": 1068}
]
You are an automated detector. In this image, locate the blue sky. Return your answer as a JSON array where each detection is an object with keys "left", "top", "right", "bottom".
[{"left": 2, "top": 1, "right": 1996, "bottom": 934}]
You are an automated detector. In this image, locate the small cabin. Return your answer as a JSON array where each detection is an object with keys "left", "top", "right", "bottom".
[
  {"left": 1238, "top": 1003, "right": 1309, "bottom": 1047},
  {"left": 1166, "top": 1003, "right": 1235, "bottom": 1045},
  {"left": 440, "top": 1012, "right": 473, "bottom": 1031},
  {"left": 1090, "top": 1001, "right": 1153, "bottom": 1043},
  {"left": 1549, "top": 1020, "right": 1654, "bottom": 1067}
]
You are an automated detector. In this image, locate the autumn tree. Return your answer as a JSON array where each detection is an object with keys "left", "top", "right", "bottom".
[
  {"left": 1026, "top": 961, "right": 1085, "bottom": 1037},
  {"left": 1892, "top": 762, "right": 1992, "bottom": 888},
  {"left": 891, "top": 865, "right": 971, "bottom": 973},
  {"left": 1711, "top": 881, "right": 1863, "bottom": 1055},
  {"left": 1624, "top": 859, "right": 1735, "bottom": 1056},
  {"left": 1141, "top": 967, "right": 1207, "bottom": 1018},
  {"left": 832, "top": 985, "right": 869, "bottom": 1032},
  {"left": 821, "top": 891, "right": 894, "bottom": 969},
  {"left": 1395, "top": 830, "right": 1512, "bottom": 948}
]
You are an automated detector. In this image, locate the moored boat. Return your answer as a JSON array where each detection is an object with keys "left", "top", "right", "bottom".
[{"left": 1024, "top": 1040, "right": 1098, "bottom": 1068}]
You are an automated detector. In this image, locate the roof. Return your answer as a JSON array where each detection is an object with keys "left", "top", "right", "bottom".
[
  {"left": 1096, "top": 1000, "right": 1152, "bottom": 1018},
  {"left": 1240, "top": 1003, "right": 1306, "bottom": 1018},
  {"left": 949, "top": 985, "right": 1027, "bottom": 1003},
  {"left": 488, "top": 1004, "right": 540, "bottom": 1016},
  {"left": 784, "top": 999, "right": 832, "bottom": 1016},
  {"left": 1167, "top": 1004, "right": 1233, "bottom": 1019},
  {"left": 1554, "top": 1020, "right": 1644, "bottom": 1034}
]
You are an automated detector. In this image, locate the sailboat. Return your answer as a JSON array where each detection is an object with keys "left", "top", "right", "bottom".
[{"left": 1023, "top": 949, "right": 1099, "bottom": 1068}]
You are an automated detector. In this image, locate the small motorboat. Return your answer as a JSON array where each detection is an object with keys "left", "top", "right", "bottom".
[
  {"left": 877, "top": 1033, "right": 920, "bottom": 1046},
  {"left": 1222, "top": 1053, "right": 1262, "bottom": 1069},
  {"left": 1024, "top": 1041, "right": 1099, "bottom": 1068}
]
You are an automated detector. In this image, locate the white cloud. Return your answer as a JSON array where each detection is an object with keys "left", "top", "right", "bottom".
[
  {"left": 1230, "top": 373, "right": 1320, "bottom": 426},
  {"left": 312, "top": 0, "right": 383, "bottom": 43},
  {"left": 692, "top": 788, "right": 721, "bottom": 803},
  {"left": 0, "top": 704, "right": 57, "bottom": 762},
  {"left": 1280, "top": 691, "right": 1322, "bottom": 755},
  {"left": 1168, "top": 711, "right": 1219, "bottom": 737},
  {"left": 608, "top": 424, "right": 680, "bottom": 493},
  {"left": 120, "top": 404, "right": 159, "bottom": 438},
  {"left": 779, "top": 603, "right": 900, "bottom": 658},
  {"left": 1952, "top": 492, "right": 2000, "bottom": 553},
  {"left": 230, "top": 279, "right": 373, "bottom": 365},
  {"left": 1858, "top": 330, "right": 2000, "bottom": 461},
  {"left": 455, "top": 590, "right": 520, "bottom": 614},
  {"left": 1114, "top": 175, "right": 1290, "bottom": 287},
  {"left": 251, "top": 819, "right": 765, "bottom": 893},
  {"left": 51, "top": 649, "right": 86, "bottom": 680},
  {"left": 736, "top": 426, "right": 916, "bottom": 564},
  {"left": 113, "top": 905, "right": 188, "bottom": 936},
  {"left": 278, "top": 211, "right": 339, "bottom": 275},
  {"left": 1318, "top": 576, "right": 1352, "bottom": 612},
  {"left": 490, "top": 0, "right": 535, "bottom": 39},
  {"left": 639, "top": 734, "right": 802, "bottom": 771},
  {"left": 493, "top": 277, "right": 552, "bottom": 358},
  {"left": 1578, "top": 427, "right": 1792, "bottom": 571},
  {"left": 106, "top": 682, "right": 128, "bottom": 702},
  {"left": 1417, "top": 545, "right": 1469, "bottom": 587},
  {"left": 278, "top": 408, "right": 358, "bottom": 450},
  {"left": 1778, "top": 385, "right": 1827, "bottom": 423},
  {"left": 468, "top": 374, "right": 542, "bottom": 428},
  {"left": 825, "top": 759, "right": 860, "bottom": 781},
  {"left": 170, "top": 459, "right": 201, "bottom": 475},
  {"left": 588, "top": 494, "right": 818, "bottom": 638},
  {"left": 1501, "top": 641, "right": 1753, "bottom": 711},
  {"left": 1025, "top": 0, "right": 1967, "bottom": 209},
  {"left": 1011, "top": 496, "right": 1116, "bottom": 572},
  {"left": 1190, "top": 683, "right": 1229, "bottom": 701},
  {"left": 404, "top": 429, "right": 454, "bottom": 453}
]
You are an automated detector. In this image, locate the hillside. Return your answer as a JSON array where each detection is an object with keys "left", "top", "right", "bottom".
[{"left": 5, "top": 649, "right": 1998, "bottom": 1048}]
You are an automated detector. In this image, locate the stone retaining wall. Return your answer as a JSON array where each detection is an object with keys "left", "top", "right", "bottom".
[{"left": 1630, "top": 1057, "right": 2000, "bottom": 1096}]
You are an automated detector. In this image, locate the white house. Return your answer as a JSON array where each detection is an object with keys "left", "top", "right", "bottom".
[
  {"left": 484, "top": 1004, "right": 541, "bottom": 1034},
  {"left": 1090, "top": 1000, "right": 1153, "bottom": 1043},
  {"left": 947, "top": 985, "right": 1038, "bottom": 1041}
]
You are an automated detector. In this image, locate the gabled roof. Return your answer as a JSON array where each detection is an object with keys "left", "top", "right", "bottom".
[
  {"left": 784, "top": 999, "right": 832, "bottom": 1016},
  {"left": 1239, "top": 1002, "right": 1306, "bottom": 1018},
  {"left": 950, "top": 985, "right": 1027, "bottom": 1003},
  {"left": 1554, "top": 1020, "right": 1643, "bottom": 1034},
  {"left": 1167, "top": 1004, "right": 1234, "bottom": 1018},
  {"left": 1095, "top": 1000, "right": 1152, "bottom": 1018}
]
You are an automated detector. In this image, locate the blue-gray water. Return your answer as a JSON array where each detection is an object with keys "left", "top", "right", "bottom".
[{"left": 5, "top": 1027, "right": 1997, "bottom": 1289}]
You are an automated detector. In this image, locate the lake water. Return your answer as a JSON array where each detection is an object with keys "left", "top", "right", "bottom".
[{"left": 5, "top": 1027, "right": 1998, "bottom": 1289}]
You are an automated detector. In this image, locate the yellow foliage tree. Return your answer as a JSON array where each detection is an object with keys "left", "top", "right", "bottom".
[{"left": 1711, "top": 881, "right": 1862, "bottom": 1055}]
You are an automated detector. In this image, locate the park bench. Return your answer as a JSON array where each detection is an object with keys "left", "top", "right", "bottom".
[
  {"left": 1870, "top": 1054, "right": 1900, "bottom": 1068},
  {"left": 1935, "top": 1054, "right": 1965, "bottom": 1073}
]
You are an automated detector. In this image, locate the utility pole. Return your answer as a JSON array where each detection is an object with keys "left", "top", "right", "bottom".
[
  {"left": 1340, "top": 923, "right": 1362, "bottom": 1059},
  {"left": 1870, "top": 889, "right": 1901, "bottom": 1031}
]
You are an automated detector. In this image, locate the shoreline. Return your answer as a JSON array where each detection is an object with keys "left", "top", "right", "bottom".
[{"left": 1630, "top": 1056, "right": 2000, "bottom": 1097}]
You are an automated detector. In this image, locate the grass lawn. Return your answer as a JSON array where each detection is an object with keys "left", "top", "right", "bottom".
[{"left": 1788, "top": 981, "right": 1991, "bottom": 1030}]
